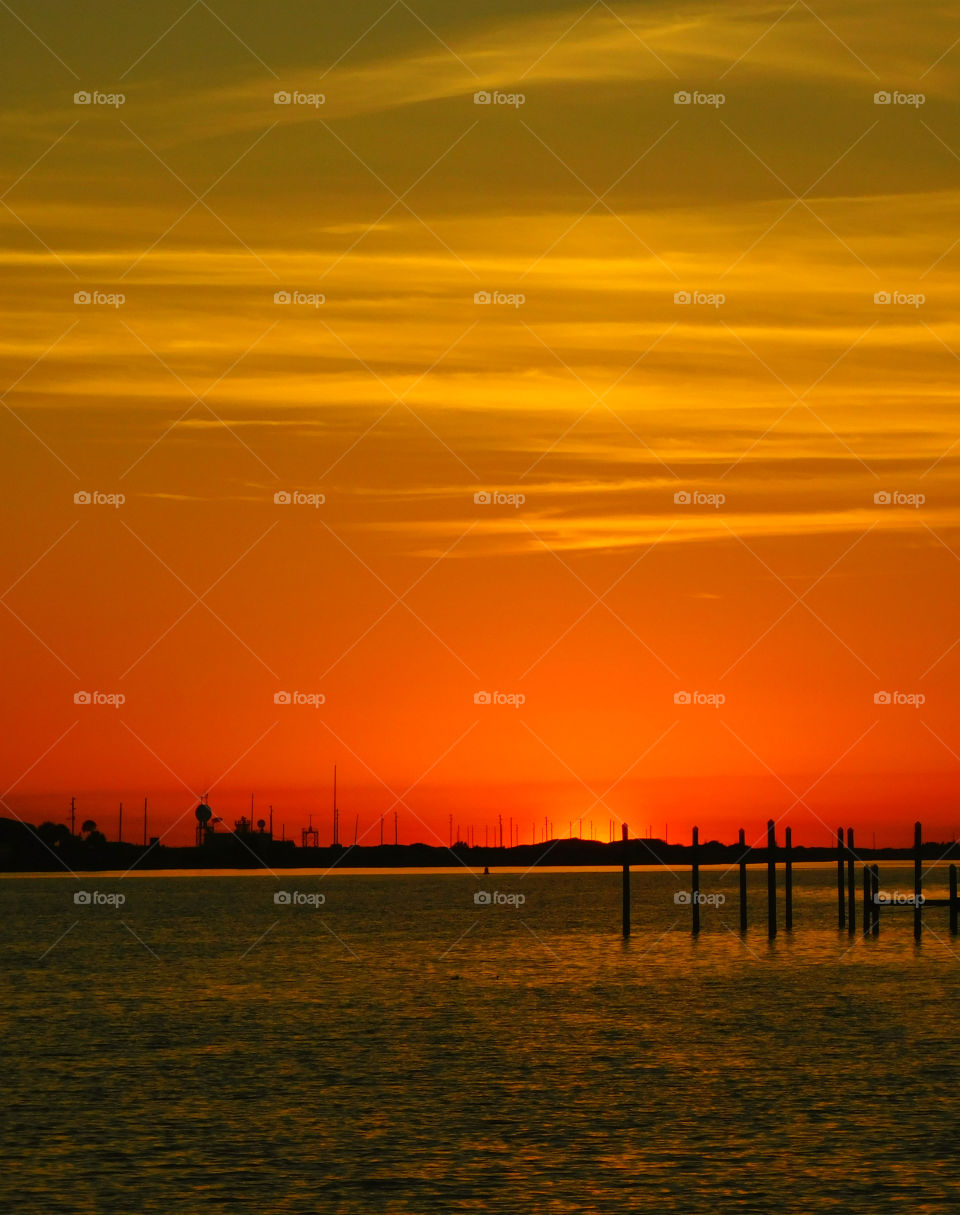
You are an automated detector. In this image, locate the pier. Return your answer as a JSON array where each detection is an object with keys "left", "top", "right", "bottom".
[{"left": 620, "top": 821, "right": 960, "bottom": 941}]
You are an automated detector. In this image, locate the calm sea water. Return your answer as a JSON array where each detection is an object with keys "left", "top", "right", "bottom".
[{"left": 3, "top": 863, "right": 960, "bottom": 1213}]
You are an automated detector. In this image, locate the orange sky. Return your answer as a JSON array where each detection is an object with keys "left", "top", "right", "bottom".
[{"left": 2, "top": 1, "right": 960, "bottom": 849}]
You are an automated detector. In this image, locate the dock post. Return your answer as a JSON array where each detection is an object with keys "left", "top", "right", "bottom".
[
  {"left": 837, "top": 827, "right": 845, "bottom": 929},
  {"left": 785, "top": 826, "right": 793, "bottom": 930},
  {"left": 914, "top": 821, "right": 922, "bottom": 942},
  {"left": 862, "top": 864, "right": 871, "bottom": 939},
  {"left": 738, "top": 828, "right": 747, "bottom": 932},
  {"left": 950, "top": 864, "right": 958, "bottom": 936},
  {"left": 871, "top": 865, "right": 880, "bottom": 936},
  {"left": 621, "top": 824, "right": 630, "bottom": 938},
  {"left": 846, "top": 827, "right": 855, "bottom": 935},
  {"left": 767, "top": 819, "right": 777, "bottom": 940},
  {"left": 692, "top": 826, "right": 700, "bottom": 935}
]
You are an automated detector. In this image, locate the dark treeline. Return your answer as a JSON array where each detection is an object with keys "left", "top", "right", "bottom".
[{"left": 2, "top": 816, "right": 958, "bottom": 873}]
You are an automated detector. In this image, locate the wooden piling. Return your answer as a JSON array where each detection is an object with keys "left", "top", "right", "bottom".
[
  {"left": 738, "top": 827, "right": 747, "bottom": 932},
  {"left": 950, "top": 864, "right": 958, "bottom": 937},
  {"left": 837, "top": 827, "right": 845, "bottom": 929},
  {"left": 871, "top": 865, "right": 880, "bottom": 936},
  {"left": 621, "top": 824, "right": 630, "bottom": 938},
  {"left": 785, "top": 827, "right": 793, "bottom": 931},
  {"left": 862, "top": 864, "right": 871, "bottom": 938},
  {"left": 846, "top": 827, "right": 855, "bottom": 935},
  {"left": 692, "top": 826, "right": 700, "bottom": 935},
  {"left": 914, "top": 821, "right": 922, "bottom": 942},
  {"left": 766, "top": 819, "right": 776, "bottom": 939}
]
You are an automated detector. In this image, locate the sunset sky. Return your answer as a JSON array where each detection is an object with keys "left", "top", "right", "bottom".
[{"left": 2, "top": 0, "right": 960, "bottom": 848}]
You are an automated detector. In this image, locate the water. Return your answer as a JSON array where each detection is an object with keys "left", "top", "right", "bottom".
[{"left": 3, "top": 864, "right": 960, "bottom": 1213}]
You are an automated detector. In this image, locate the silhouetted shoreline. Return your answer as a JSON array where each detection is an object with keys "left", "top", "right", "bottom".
[{"left": 3, "top": 816, "right": 957, "bottom": 873}]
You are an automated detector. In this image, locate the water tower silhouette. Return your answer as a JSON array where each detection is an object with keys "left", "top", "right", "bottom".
[{"left": 195, "top": 796, "right": 212, "bottom": 847}]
